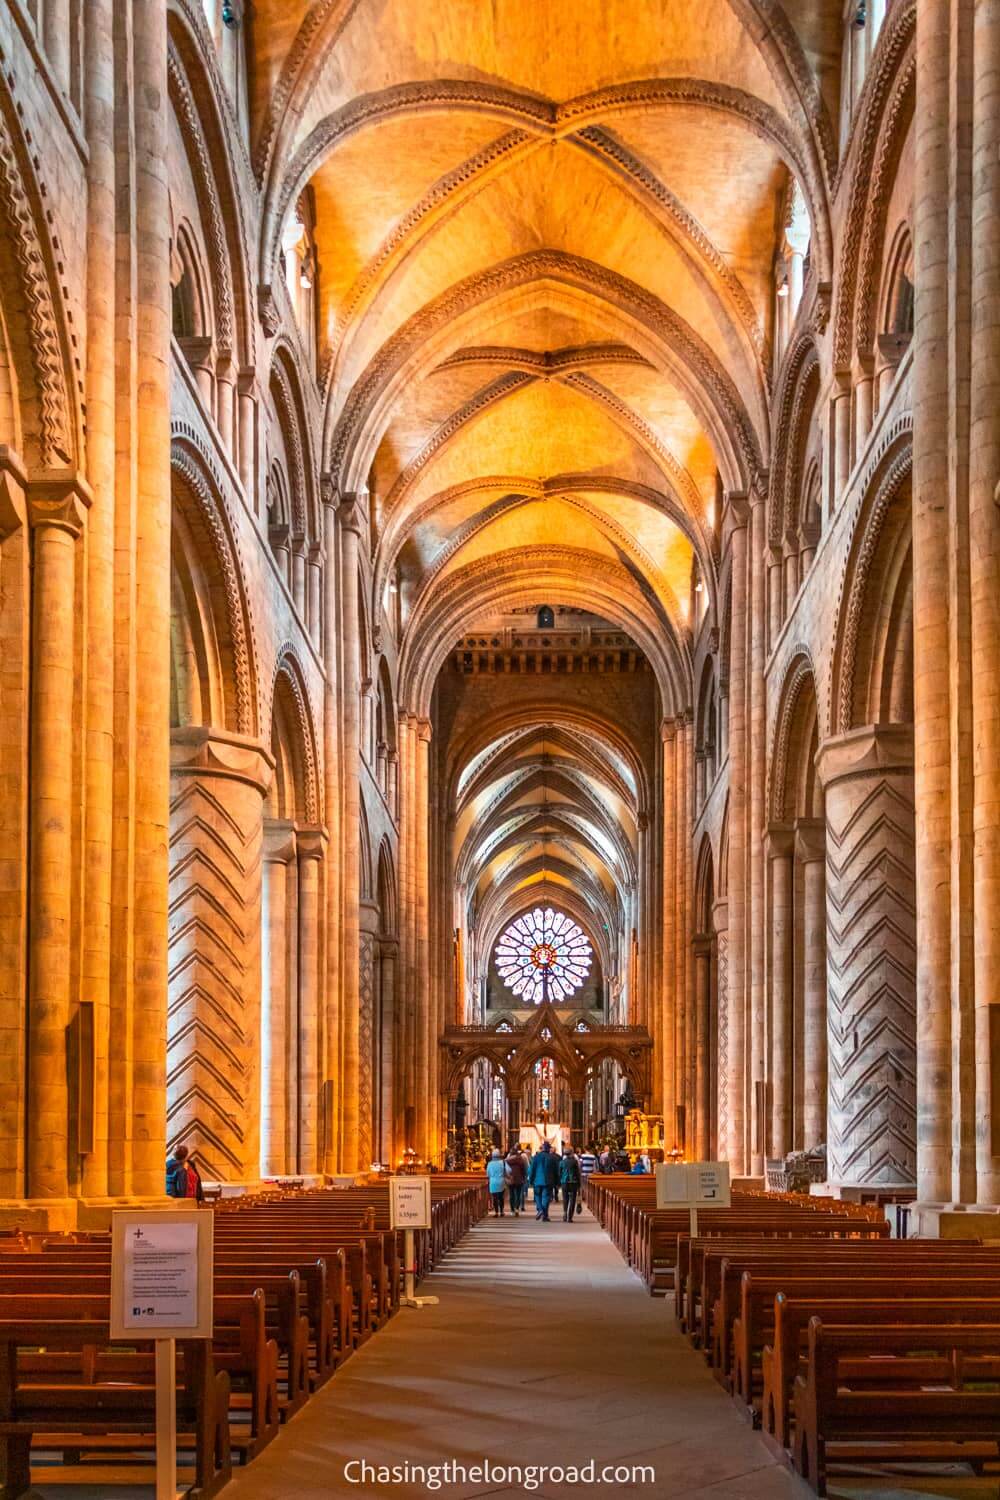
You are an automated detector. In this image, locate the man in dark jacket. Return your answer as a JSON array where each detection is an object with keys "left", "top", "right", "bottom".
[
  {"left": 166, "top": 1144, "right": 190, "bottom": 1197},
  {"left": 559, "top": 1148, "right": 582, "bottom": 1221},
  {"left": 527, "top": 1141, "right": 559, "bottom": 1221}
]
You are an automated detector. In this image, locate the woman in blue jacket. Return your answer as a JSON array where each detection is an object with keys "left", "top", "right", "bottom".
[{"left": 486, "top": 1149, "right": 508, "bottom": 1215}]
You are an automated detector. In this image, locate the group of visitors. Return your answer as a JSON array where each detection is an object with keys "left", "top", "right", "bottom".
[{"left": 485, "top": 1140, "right": 594, "bottom": 1223}]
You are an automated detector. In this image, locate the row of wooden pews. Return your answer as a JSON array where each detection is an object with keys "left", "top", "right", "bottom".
[
  {"left": 0, "top": 1175, "right": 486, "bottom": 1498},
  {"left": 586, "top": 1175, "right": 884, "bottom": 1295},
  {"left": 587, "top": 1176, "right": 1000, "bottom": 1495}
]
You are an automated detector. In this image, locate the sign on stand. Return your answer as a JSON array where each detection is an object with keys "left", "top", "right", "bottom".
[
  {"left": 389, "top": 1176, "right": 438, "bottom": 1310},
  {"left": 111, "top": 1209, "right": 214, "bottom": 1500},
  {"left": 655, "top": 1160, "right": 731, "bottom": 1238}
]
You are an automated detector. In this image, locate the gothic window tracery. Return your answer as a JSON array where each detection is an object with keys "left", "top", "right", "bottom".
[{"left": 495, "top": 907, "right": 592, "bottom": 1004}]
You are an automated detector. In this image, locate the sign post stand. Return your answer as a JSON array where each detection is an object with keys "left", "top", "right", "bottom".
[
  {"left": 111, "top": 1209, "right": 214, "bottom": 1500},
  {"left": 154, "top": 1339, "right": 177, "bottom": 1500},
  {"left": 654, "top": 1161, "right": 731, "bottom": 1252},
  {"left": 390, "top": 1176, "right": 439, "bottom": 1309}
]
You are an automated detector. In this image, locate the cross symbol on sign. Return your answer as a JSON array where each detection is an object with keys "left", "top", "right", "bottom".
[{"left": 133, "top": 1228, "right": 145, "bottom": 1240}]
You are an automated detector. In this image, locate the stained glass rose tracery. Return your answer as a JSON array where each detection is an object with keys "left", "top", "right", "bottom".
[{"left": 495, "top": 907, "right": 592, "bottom": 1003}]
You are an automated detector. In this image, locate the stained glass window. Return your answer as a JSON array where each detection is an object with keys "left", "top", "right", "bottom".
[{"left": 495, "top": 906, "right": 592, "bottom": 1003}]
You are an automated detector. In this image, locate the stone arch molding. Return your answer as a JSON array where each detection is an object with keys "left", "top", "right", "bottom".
[
  {"left": 170, "top": 431, "right": 259, "bottom": 737},
  {"left": 829, "top": 421, "right": 913, "bottom": 736},
  {"left": 0, "top": 71, "right": 82, "bottom": 470},
  {"left": 268, "top": 643, "right": 323, "bottom": 825}
]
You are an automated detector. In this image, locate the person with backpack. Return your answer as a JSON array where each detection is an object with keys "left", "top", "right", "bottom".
[
  {"left": 166, "top": 1144, "right": 190, "bottom": 1197},
  {"left": 559, "top": 1148, "right": 582, "bottom": 1221},
  {"left": 486, "top": 1149, "right": 508, "bottom": 1216}
]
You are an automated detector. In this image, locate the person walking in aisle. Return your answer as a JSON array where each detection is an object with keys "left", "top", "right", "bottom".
[
  {"left": 527, "top": 1140, "right": 559, "bottom": 1221},
  {"left": 560, "top": 1147, "right": 582, "bottom": 1221},
  {"left": 486, "top": 1149, "right": 508, "bottom": 1215},
  {"left": 579, "top": 1144, "right": 597, "bottom": 1182},
  {"left": 506, "top": 1147, "right": 526, "bottom": 1215}
]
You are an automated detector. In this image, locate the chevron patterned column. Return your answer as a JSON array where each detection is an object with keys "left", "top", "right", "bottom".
[
  {"left": 817, "top": 726, "right": 917, "bottom": 1188},
  {"left": 168, "top": 729, "right": 272, "bottom": 1183}
]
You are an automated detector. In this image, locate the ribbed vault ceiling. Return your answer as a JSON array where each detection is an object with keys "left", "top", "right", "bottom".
[{"left": 249, "top": 0, "right": 841, "bottom": 1004}]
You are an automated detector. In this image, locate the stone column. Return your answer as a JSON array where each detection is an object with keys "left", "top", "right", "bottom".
[
  {"left": 832, "top": 371, "right": 853, "bottom": 498},
  {"left": 854, "top": 357, "right": 875, "bottom": 451},
  {"left": 970, "top": 0, "right": 1000, "bottom": 1204},
  {"left": 660, "top": 720, "right": 677, "bottom": 1144},
  {"left": 297, "top": 830, "right": 325, "bottom": 1175},
  {"left": 571, "top": 1097, "right": 585, "bottom": 1151},
  {"left": 338, "top": 497, "right": 363, "bottom": 1171},
  {"left": 797, "top": 820, "right": 828, "bottom": 1150},
  {"left": 44, "top": 0, "right": 72, "bottom": 95},
  {"left": 767, "top": 825, "right": 795, "bottom": 1160},
  {"left": 506, "top": 1095, "right": 522, "bottom": 1149},
  {"left": 693, "top": 937, "right": 712, "bottom": 1159},
  {"left": 912, "top": 0, "right": 960, "bottom": 1205},
  {"left": 766, "top": 548, "right": 783, "bottom": 652},
  {"left": 27, "top": 480, "right": 89, "bottom": 1201},
  {"left": 723, "top": 496, "right": 749, "bottom": 1170},
  {"left": 167, "top": 729, "right": 271, "bottom": 1182},
  {"left": 81, "top": 0, "right": 115, "bottom": 1201},
  {"left": 379, "top": 940, "right": 397, "bottom": 1165},
  {"left": 749, "top": 491, "right": 767, "bottom": 1173},
  {"left": 713, "top": 899, "right": 729, "bottom": 1160},
  {"left": 237, "top": 371, "right": 257, "bottom": 501},
  {"left": 680, "top": 715, "right": 695, "bottom": 1148},
  {"left": 357, "top": 918, "right": 378, "bottom": 1171},
  {"left": 261, "top": 821, "right": 296, "bottom": 1176},
  {"left": 414, "top": 718, "right": 433, "bottom": 1159},
  {"left": 321, "top": 486, "right": 341, "bottom": 1171},
  {"left": 817, "top": 726, "right": 917, "bottom": 1188}
]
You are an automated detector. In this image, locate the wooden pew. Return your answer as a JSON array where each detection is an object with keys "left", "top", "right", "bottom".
[
  {"left": 791, "top": 1319, "right": 1000, "bottom": 1496},
  {"left": 0, "top": 1313, "right": 231, "bottom": 1500},
  {"left": 764, "top": 1292, "right": 1000, "bottom": 1452}
]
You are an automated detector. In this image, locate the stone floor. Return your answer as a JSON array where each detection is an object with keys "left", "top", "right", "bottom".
[{"left": 29, "top": 1203, "right": 999, "bottom": 1499}]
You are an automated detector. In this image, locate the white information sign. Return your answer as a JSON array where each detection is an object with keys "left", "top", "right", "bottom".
[
  {"left": 655, "top": 1160, "right": 732, "bottom": 1210},
  {"left": 110, "top": 1208, "right": 214, "bottom": 1340},
  {"left": 390, "top": 1174, "right": 432, "bottom": 1230}
]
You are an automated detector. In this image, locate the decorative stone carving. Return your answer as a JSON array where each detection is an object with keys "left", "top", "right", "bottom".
[{"left": 817, "top": 726, "right": 916, "bottom": 1187}]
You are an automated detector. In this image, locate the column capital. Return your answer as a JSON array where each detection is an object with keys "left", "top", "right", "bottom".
[
  {"left": 815, "top": 723, "right": 914, "bottom": 789},
  {"left": 712, "top": 897, "right": 728, "bottom": 935},
  {"left": 296, "top": 825, "right": 328, "bottom": 861},
  {"left": 794, "top": 816, "right": 826, "bottom": 863},
  {"left": 722, "top": 490, "right": 750, "bottom": 536},
  {"left": 0, "top": 444, "right": 27, "bottom": 538},
  {"left": 749, "top": 471, "right": 769, "bottom": 509},
  {"left": 237, "top": 366, "right": 258, "bottom": 397},
  {"left": 338, "top": 493, "right": 365, "bottom": 536},
  {"left": 415, "top": 716, "right": 432, "bottom": 744},
  {"left": 764, "top": 821, "right": 795, "bottom": 859},
  {"left": 27, "top": 468, "right": 92, "bottom": 537},
  {"left": 660, "top": 717, "right": 677, "bottom": 744},
  {"left": 263, "top": 818, "right": 297, "bottom": 863},
  {"left": 170, "top": 726, "right": 274, "bottom": 794},
  {"left": 693, "top": 933, "right": 713, "bottom": 957}
]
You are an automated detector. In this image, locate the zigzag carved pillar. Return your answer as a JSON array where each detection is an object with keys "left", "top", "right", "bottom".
[
  {"left": 168, "top": 729, "right": 271, "bottom": 1182},
  {"left": 357, "top": 909, "right": 379, "bottom": 1172},
  {"left": 817, "top": 727, "right": 917, "bottom": 1189},
  {"left": 713, "top": 898, "right": 729, "bottom": 1162}
]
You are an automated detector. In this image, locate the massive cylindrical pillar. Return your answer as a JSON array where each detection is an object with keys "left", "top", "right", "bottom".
[
  {"left": 167, "top": 729, "right": 271, "bottom": 1182},
  {"left": 970, "top": 0, "right": 1000, "bottom": 1205},
  {"left": 817, "top": 727, "right": 917, "bottom": 1189},
  {"left": 749, "top": 492, "right": 767, "bottom": 1173}
]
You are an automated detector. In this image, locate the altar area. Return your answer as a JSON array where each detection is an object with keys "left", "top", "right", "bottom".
[{"left": 521, "top": 1120, "right": 569, "bottom": 1152}]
